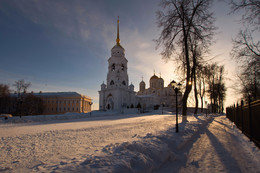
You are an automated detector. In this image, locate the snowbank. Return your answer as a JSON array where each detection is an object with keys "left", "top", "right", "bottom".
[
  {"left": 0, "top": 110, "right": 132, "bottom": 124},
  {"left": 56, "top": 115, "right": 212, "bottom": 173}
]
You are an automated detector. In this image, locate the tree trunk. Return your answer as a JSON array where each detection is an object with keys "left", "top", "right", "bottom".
[
  {"left": 182, "top": 26, "right": 192, "bottom": 120},
  {"left": 200, "top": 96, "right": 203, "bottom": 112},
  {"left": 182, "top": 82, "right": 192, "bottom": 120},
  {"left": 193, "top": 64, "right": 198, "bottom": 115}
]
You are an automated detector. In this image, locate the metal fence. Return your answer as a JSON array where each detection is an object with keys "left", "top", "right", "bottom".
[{"left": 226, "top": 99, "right": 260, "bottom": 148}]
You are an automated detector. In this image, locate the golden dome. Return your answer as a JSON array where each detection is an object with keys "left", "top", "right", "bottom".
[
  {"left": 150, "top": 74, "right": 158, "bottom": 80},
  {"left": 140, "top": 80, "right": 145, "bottom": 85}
]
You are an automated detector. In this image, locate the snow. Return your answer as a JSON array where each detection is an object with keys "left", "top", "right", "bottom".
[{"left": 0, "top": 111, "right": 259, "bottom": 172}]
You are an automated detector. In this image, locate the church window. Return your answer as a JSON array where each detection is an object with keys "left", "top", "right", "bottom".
[
  {"left": 122, "top": 81, "right": 126, "bottom": 85},
  {"left": 111, "top": 64, "right": 115, "bottom": 71},
  {"left": 110, "top": 80, "right": 114, "bottom": 85},
  {"left": 121, "top": 64, "right": 124, "bottom": 71}
]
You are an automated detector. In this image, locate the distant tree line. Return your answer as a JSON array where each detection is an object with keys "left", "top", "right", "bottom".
[{"left": 0, "top": 79, "right": 45, "bottom": 116}]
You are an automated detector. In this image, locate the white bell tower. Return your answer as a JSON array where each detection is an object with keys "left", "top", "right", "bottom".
[
  {"left": 99, "top": 17, "right": 136, "bottom": 111},
  {"left": 107, "top": 17, "right": 129, "bottom": 89}
]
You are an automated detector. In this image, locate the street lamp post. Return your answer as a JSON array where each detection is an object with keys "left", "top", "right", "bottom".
[
  {"left": 170, "top": 80, "right": 182, "bottom": 133},
  {"left": 89, "top": 102, "right": 93, "bottom": 116}
]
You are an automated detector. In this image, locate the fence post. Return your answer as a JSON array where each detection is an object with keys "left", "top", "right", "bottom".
[
  {"left": 241, "top": 100, "right": 244, "bottom": 133},
  {"left": 248, "top": 97, "right": 253, "bottom": 141},
  {"left": 236, "top": 102, "right": 239, "bottom": 127},
  {"left": 232, "top": 103, "right": 236, "bottom": 123}
]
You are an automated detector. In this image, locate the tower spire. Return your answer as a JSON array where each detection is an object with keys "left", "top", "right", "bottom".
[{"left": 116, "top": 16, "right": 120, "bottom": 45}]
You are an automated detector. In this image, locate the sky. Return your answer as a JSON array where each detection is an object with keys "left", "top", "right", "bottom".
[{"left": 0, "top": 0, "right": 248, "bottom": 110}]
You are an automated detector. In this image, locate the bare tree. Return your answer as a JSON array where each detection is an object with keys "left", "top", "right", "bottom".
[
  {"left": 0, "top": 84, "right": 10, "bottom": 97},
  {"left": 22, "top": 94, "right": 45, "bottom": 115},
  {"left": 206, "top": 63, "right": 226, "bottom": 113},
  {"left": 156, "top": 0, "right": 216, "bottom": 118},
  {"left": 13, "top": 79, "right": 31, "bottom": 96},
  {"left": 229, "top": 0, "right": 260, "bottom": 101},
  {"left": 197, "top": 64, "right": 207, "bottom": 112},
  {"left": 0, "top": 84, "right": 11, "bottom": 113},
  {"left": 237, "top": 60, "right": 260, "bottom": 100},
  {"left": 231, "top": 30, "right": 260, "bottom": 61},
  {"left": 229, "top": 0, "right": 260, "bottom": 29},
  {"left": 13, "top": 79, "right": 31, "bottom": 117}
]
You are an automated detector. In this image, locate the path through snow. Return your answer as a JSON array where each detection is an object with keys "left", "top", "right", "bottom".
[{"left": 158, "top": 116, "right": 260, "bottom": 173}]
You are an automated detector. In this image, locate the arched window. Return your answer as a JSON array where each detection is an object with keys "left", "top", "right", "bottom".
[
  {"left": 110, "top": 80, "right": 114, "bottom": 85},
  {"left": 121, "top": 64, "right": 125, "bottom": 71},
  {"left": 122, "top": 81, "right": 126, "bottom": 85},
  {"left": 111, "top": 64, "right": 115, "bottom": 71}
]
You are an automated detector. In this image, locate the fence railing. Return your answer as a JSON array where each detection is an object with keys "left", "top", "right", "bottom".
[{"left": 226, "top": 99, "right": 260, "bottom": 148}]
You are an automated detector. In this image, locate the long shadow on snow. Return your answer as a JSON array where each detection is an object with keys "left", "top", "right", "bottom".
[
  {"left": 205, "top": 127, "right": 242, "bottom": 173},
  {"left": 154, "top": 117, "right": 214, "bottom": 172}
]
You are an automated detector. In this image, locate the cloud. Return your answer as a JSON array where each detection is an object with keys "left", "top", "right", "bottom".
[{"left": 4, "top": 0, "right": 106, "bottom": 43}]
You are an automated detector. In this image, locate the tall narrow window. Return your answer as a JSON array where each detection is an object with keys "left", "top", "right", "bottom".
[
  {"left": 111, "top": 64, "right": 115, "bottom": 71},
  {"left": 110, "top": 80, "right": 114, "bottom": 85},
  {"left": 121, "top": 64, "right": 124, "bottom": 71}
]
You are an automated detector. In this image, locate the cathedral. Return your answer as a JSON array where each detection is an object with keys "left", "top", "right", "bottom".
[
  {"left": 99, "top": 18, "right": 182, "bottom": 111},
  {"left": 136, "top": 73, "right": 182, "bottom": 110}
]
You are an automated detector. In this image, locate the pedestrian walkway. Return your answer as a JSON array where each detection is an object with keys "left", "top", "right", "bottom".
[
  {"left": 179, "top": 116, "right": 260, "bottom": 172},
  {"left": 157, "top": 115, "right": 260, "bottom": 173}
]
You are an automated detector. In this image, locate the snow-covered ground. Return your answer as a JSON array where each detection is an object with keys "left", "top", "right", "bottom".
[{"left": 0, "top": 111, "right": 259, "bottom": 172}]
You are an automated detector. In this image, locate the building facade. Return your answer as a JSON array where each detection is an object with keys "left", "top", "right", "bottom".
[
  {"left": 99, "top": 17, "right": 136, "bottom": 111},
  {"left": 35, "top": 92, "right": 92, "bottom": 114},
  {"left": 8, "top": 92, "right": 92, "bottom": 115},
  {"left": 136, "top": 74, "right": 182, "bottom": 110}
]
